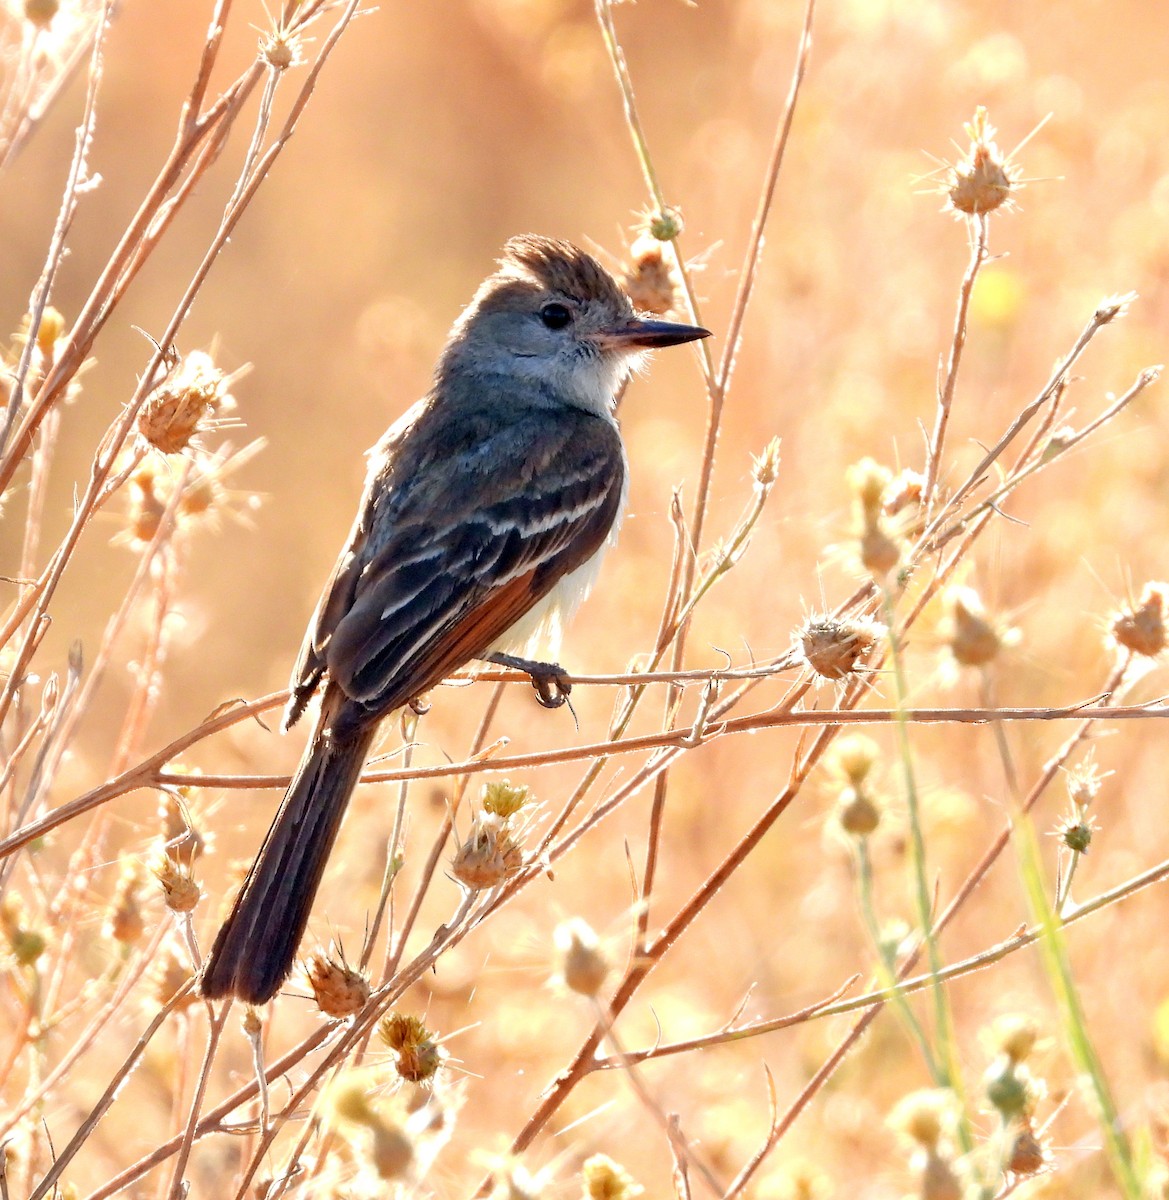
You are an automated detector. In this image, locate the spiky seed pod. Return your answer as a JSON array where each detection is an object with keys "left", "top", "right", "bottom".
[
  {"left": 621, "top": 235, "right": 680, "bottom": 316},
  {"left": 379, "top": 1013, "right": 443, "bottom": 1083},
  {"left": 888, "top": 1089, "right": 958, "bottom": 1150},
  {"left": 1059, "top": 815, "right": 1094, "bottom": 854},
  {"left": 451, "top": 811, "right": 524, "bottom": 891},
  {"left": 799, "top": 615, "right": 884, "bottom": 681},
  {"left": 137, "top": 350, "right": 229, "bottom": 455},
  {"left": 883, "top": 468, "right": 924, "bottom": 516},
  {"left": 305, "top": 949, "right": 370, "bottom": 1018},
  {"left": 1111, "top": 582, "right": 1168, "bottom": 658},
  {"left": 151, "top": 851, "right": 200, "bottom": 914},
  {"left": 984, "top": 1058, "right": 1037, "bottom": 1120},
  {"left": 751, "top": 437, "right": 782, "bottom": 489},
  {"left": 947, "top": 108, "right": 1015, "bottom": 216}
]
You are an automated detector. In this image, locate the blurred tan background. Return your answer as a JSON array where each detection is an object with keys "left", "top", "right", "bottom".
[{"left": 6, "top": 0, "right": 1169, "bottom": 1194}]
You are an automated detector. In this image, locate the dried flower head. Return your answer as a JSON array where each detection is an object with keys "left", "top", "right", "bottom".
[
  {"left": 799, "top": 614, "right": 884, "bottom": 681},
  {"left": 946, "top": 108, "right": 1016, "bottom": 217},
  {"left": 621, "top": 234, "right": 680, "bottom": 316},
  {"left": 1064, "top": 754, "right": 1107, "bottom": 809},
  {"left": 137, "top": 349, "right": 234, "bottom": 455},
  {"left": 305, "top": 947, "right": 370, "bottom": 1018},
  {"left": 836, "top": 784, "right": 881, "bottom": 838},
  {"left": 581, "top": 1154, "right": 644, "bottom": 1200},
  {"left": 123, "top": 460, "right": 168, "bottom": 545},
  {"left": 1111, "top": 581, "right": 1169, "bottom": 659},
  {"left": 451, "top": 811, "right": 524, "bottom": 891},
  {"left": 847, "top": 458, "right": 902, "bottom": 577},
  {"left": 259, "top": 19, "right": 303, "bottom": 71},
  {"left": 105, "top": 858, "right": 146, "bottom": 946},
  {"left": 888, "top": 1088, "right": 959, "bottom": 1151},
  {"left": 325, "top": 1070, "right": 415, "bottom": 1181},
  {"left": 940, "top": 586, "right": 1016, "bottom": 668},
  {"left": 1006, "top": 1117, "right": 1047, "bottom": 1176},
  {"left": 829, "top": 734, "right": 880, "bottom": 786},
  {"left": 379, "top": 1013, "right": 444, "bottom": 1083},
  {"left": 151, "top": 850, "right": 201, "bottom": 914},
  {"left": 554, "top": 916, "right": 610, "bottom": 997},
  {"left": 988, "top": 1013, "right": 1041, "bottom": 1064}
]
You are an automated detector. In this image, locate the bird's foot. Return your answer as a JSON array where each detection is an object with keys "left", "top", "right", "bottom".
[{"left": 485, "top": 652, "right": 573, "bottom": 709}]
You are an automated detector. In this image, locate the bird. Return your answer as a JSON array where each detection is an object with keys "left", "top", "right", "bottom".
[{"left": 200, "top": 235, "right": 710, "bottom": 1004}]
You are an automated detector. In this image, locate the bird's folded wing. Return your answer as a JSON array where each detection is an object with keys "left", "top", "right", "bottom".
[{"left": 315, "top": 408, "right": 625, "bottom": 729}]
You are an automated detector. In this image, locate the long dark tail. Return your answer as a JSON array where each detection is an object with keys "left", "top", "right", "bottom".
[{"left": 201, "top": 719, "right": 377, "bottom": 1005}]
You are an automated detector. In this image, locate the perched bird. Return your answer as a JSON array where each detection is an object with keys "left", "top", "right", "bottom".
[{"left": 201, "top": 235, "right": 710, "bottom": 1004}]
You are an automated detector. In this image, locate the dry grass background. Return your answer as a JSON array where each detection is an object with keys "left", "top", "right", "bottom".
[{"left": 4, "top": 0, "right": 1169, "bottom": 1197}]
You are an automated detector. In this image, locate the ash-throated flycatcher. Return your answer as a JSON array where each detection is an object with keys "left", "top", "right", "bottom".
[{"left": 201, "top": 235, "right": 710, "bottom": 1004}]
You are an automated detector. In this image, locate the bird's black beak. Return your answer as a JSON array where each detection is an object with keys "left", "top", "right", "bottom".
[{"left": 592, "top": 316, "right": 712, "bottom": 351}]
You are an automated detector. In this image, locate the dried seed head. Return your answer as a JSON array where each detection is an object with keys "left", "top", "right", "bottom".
[
  {"left": 105, "top": 858, "right": 146, "bottom": 946},
  {"left": 1095, "top": 292, "right": 1137, "bottom": 326},
  {"left": 1111, "top": 581, "right": 1169, "bottom": 658},
  {"left": 451, "top": 811, "right": 524, "bottom": 891},
  {"left": 242, "top": 1007, "right": 263, "bottom": 1038},
  {"left": 260, "top": 23, "right": 303, "bottom": 71},
  {"left": 137, "top": 350, "right": 232, "bottom": 455},
  {"left": 941, "top": 586, "right": 1011, "bottom": 667},
  {"left": 1006, "top": 1118, "right": 1046, "bottom": 1176},
  {"left": 888, "top": 1088, "right": 958, "bottom": 1150},
  {"left": 489, "top": 1158, "right": 549, "bottom": 1200},
  {"left": 1, "top": 895, "right": 47, "bottom": 967},
  {"left": 621, "top": 234, "right": 679, "bottom": 316},
  {"left": 379, "top": 1013, "right": 443, "bottom": 1083},
  {"left": 324, "top": 1070, "right": 415, "bottom": 1181},
  {"left": 799, "top": 615, "right": 884, "bottom": 681},
  {"left": 151, "top": 850, "right": 201, "bottom": 914},
  {"left": 989, "top": 1013, "right": 1041, "bottom": 1064},
  {"left": 859, "top": 524, "right": 902, "bottom": 578},
  {"left": 124, "top": 462, "right": 168, "bottom": 545},
  {"left": 554, "top": 916, "right": 610, "bottom": 997},
  {"left": 304, "top": 948, "right": 370, "bottom": 1018},
  {"left": 482, "top": 780, "right": 529, "bottom": 819},
  {"left": 847, "top": 457, "right": 892, "bottom": 521},
  {"left": 836, "top": 784, "right": 881, "bottom": 838},
  {"left": 947, "top": 108, "right": 1015, "bottom": 216},
  {"left": 34, "top": 306, "right": 65, "bottom": 356},
  {"left": 751, "top": 437, "right": 782, "bottom": 489},
  {"left": 829, "top": 734, "right": 880, "bottom": 786},
  {"left": 581, "top": 1154, "right": 644, "bottom": 1200}
]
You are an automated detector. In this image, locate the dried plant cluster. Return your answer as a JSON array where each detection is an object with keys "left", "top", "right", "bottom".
[{"left": 3, "top": 2, "right": 1169, "bottom": 1199}]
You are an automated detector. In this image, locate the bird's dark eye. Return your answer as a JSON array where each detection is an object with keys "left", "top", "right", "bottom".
[{"left": 539, "top": 302, "right": 572, "bottom": 330}]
